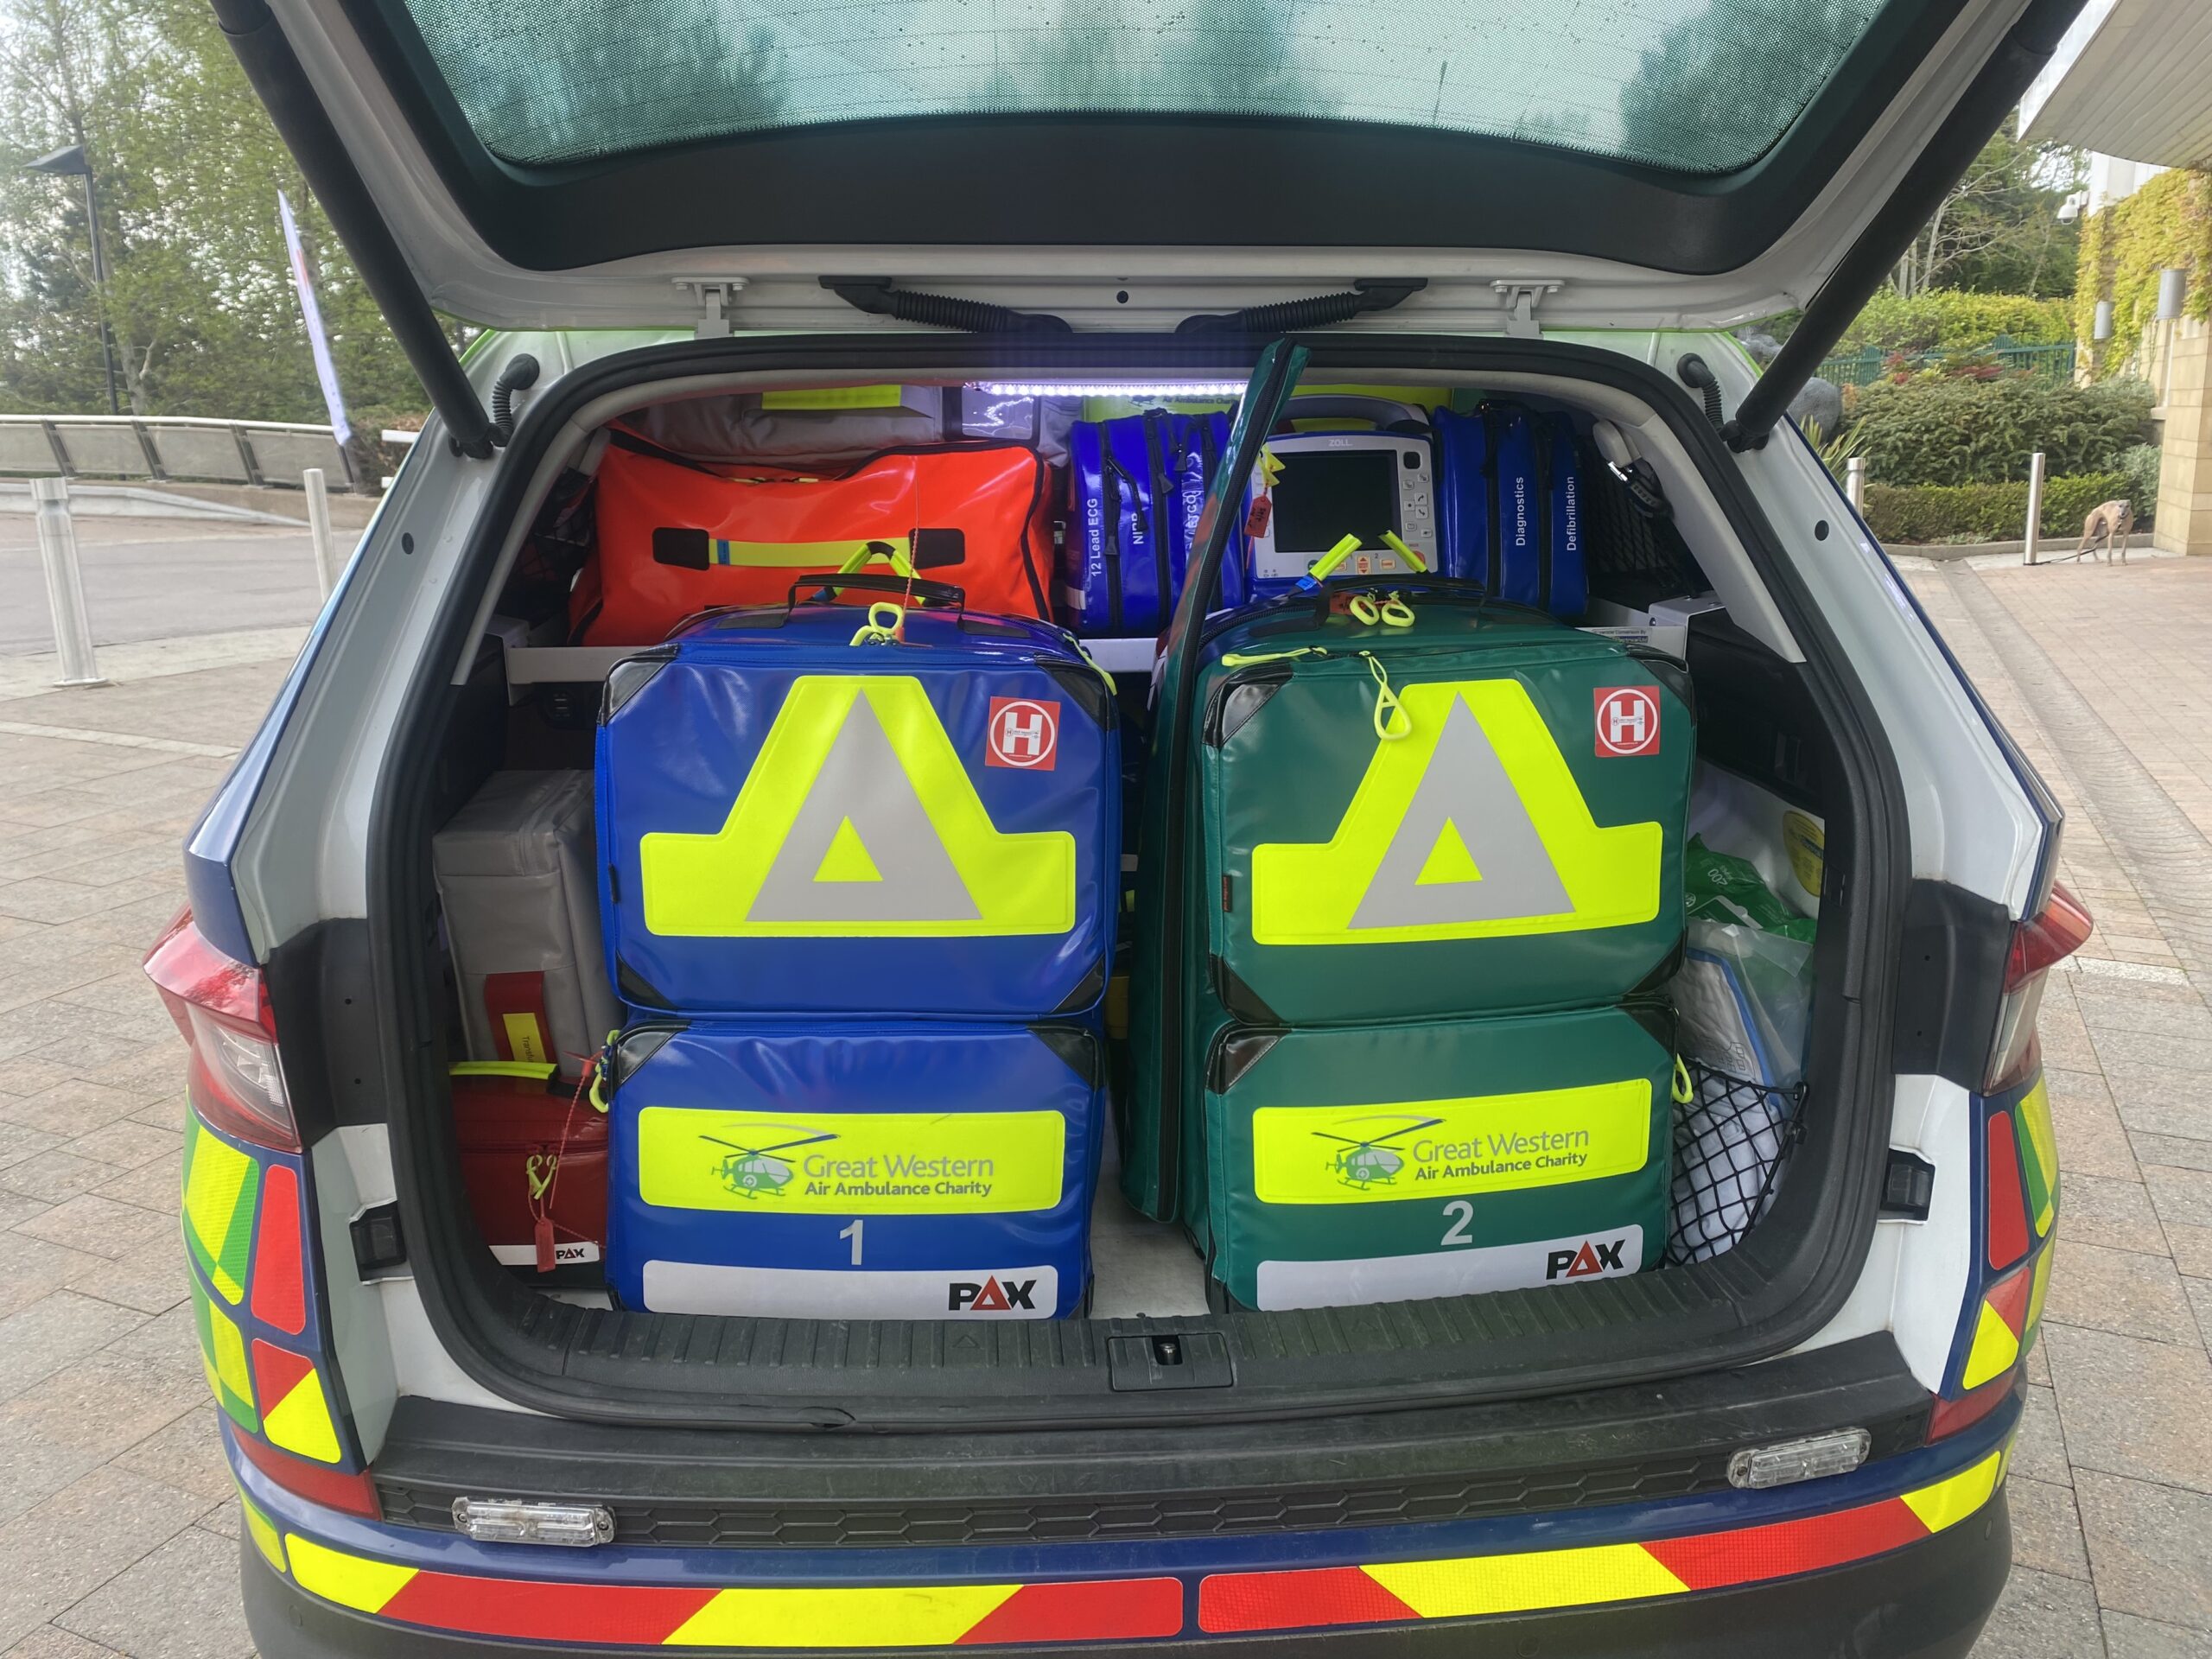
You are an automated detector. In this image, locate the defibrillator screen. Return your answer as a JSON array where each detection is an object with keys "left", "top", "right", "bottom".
[{"left": 1270, "top": 449, "right": 1400, "bottom": 554}]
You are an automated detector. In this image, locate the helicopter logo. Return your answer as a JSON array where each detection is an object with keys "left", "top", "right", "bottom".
[
  {"left": 699, "top": 1124, "right": 838, "bottom": 1199},
  {"left": 1312, "top": 1115, "right": 1446, "bottom": 1190}
]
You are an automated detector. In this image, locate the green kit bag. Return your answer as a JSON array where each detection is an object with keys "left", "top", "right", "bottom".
[
  {"left": 1196, "top": 594, "right": 1694, "bottom": 1026},
  {"left": 1124, "top": 589, "right": 1693, "bottom": 1224},
  {"left": 1193, "top": 1003, "right": 1678, "bottom": 1310}
]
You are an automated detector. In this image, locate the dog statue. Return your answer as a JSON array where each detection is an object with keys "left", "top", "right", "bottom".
[{"left": 2078, "top": 500, "right": 2134, "bottom": 563}]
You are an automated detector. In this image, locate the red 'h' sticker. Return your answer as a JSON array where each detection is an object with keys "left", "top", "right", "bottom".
[
  {"left": 1594, "top": 687, "right": 1662, "bottom": 757},
  {"left": 987, "top": 697, "right": 1060, "bottom": 769}
]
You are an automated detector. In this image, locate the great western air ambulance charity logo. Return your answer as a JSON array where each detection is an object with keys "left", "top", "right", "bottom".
[
  {"left": 1311, "top": 1114, "right": 1443, "bottom": 1190},
  {"left": 637, "top": 675, "right": 1075, "bottom": 938},
  {"left": 698, "top": 1122, "right": 836, "bottom": 1199},
  {"left": 1250, "top": 679, "right": 1662, "bottom": 946},
  {"left": 1249, "top": 1082, "right": 1656, "bottom": 1208},
  {"left": 638, "top": 1106, "right": 1066, "bottom": 1216}
]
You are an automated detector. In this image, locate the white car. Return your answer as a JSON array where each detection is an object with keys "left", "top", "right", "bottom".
[{"left": 154, "top": 1, "right": 2088, "bottom": 1654}]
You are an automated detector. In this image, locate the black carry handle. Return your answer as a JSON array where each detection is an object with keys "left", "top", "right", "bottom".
[{"left": 786, "top": 569, "right": 968, "bottom": 614}]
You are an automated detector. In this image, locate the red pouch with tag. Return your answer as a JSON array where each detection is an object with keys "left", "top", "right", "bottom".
[{"left": 450, "top": 1063, "right": 607, "bottom": 1275}]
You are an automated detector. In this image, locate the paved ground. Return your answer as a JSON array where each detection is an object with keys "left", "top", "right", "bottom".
[
  {"left": 0, "top": 553, "right": 2209, "bottom": 1655},
  {"left": 0, "top": 515, "right": 325, "bottom": 656}
]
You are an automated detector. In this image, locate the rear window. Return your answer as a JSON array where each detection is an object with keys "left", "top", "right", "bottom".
[{"left": 398, "top": 0, "right": 1888, "bottom": 174}]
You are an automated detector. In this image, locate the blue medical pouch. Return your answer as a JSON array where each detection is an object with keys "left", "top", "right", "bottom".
[
  {"left": 595, "top": 593, "right": 1119, "bottom": 1019},
  {"left": 1433, "top": 405, "right": 1587, "bottom": 617},
  {"left": 1065, "top": 411, "right": 1243, "bottom": 633},
  {"left": 605, "top": 1020, "right": 1101, "bottom": 1318}
]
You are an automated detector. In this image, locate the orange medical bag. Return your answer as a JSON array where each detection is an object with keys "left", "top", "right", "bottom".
[{"left": 571, "top": 437, "right": 1055, "bottom": 643}]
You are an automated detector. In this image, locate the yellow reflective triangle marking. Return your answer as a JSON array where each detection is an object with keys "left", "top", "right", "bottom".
[
  {"left": 1252, "top": 680, "right": 1662, "bottom": 946},
  {"left": 640, "top": 677, "right": 1075, "bottom": 939},
  {"left": 1961, "top": 1300, "right": 2021, "bottom": 1389},
  {"left": 813, "top": 817, "right": 883, "bottom": 883},
  {"left": 262, "top": 1366, "right": 344, "bottom": 1465},
  {"left": 1367, "top": 1542, "right": 1687, "bottom": 1618},
  {"left": 1901, "top": 1449, "right": 2005, "bottom": 1534},
  {"left": 1415, "top": 818, "right": 1482, "bottom": 886},
  {"left": 284, "top": 1536, "right": 417, "bottom": 1614},
  {"left": 665, "top": 1584, "right": 1021, "bottom": 1648}
]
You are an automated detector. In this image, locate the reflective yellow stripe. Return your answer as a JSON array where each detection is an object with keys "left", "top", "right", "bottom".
[
  {"left": 183, "top": 1114, "right": 258, "bottom": 1304},
  {"left": 262, "top": 1365, "right": 345, "bottom": 1465},
  {"left": 1961, "top": 1300, "right": 2021, "bottom": 1389},
  {"left": 1253, "top": 680, "right": 1662, "bottom": 947},
  {"left": 1250, "top": 1082, "right": 1652, "bottom": 1206},
  {"left": 286, "top": 1536, "right": 417, "bottom": 1613},
  {"left": 1901, "top": 1449, "right": 2005, "bottom": 1533},
  {"left": 640, "top": 677, "right": 1074, "bottom": 939},
  {"left": 238, "top": 1484, "right": 287, "bottom": 1574},
  {"left": 665, "top": 1585, "right": 1020, "bottom": 1648},
  {"left": 2016, "top": 1080, "right": 2058, "bottom": 1236},
  {"left": 193, "top": 1278, "right": 257, "bottom": 1431},
  {"left": 451, "top": 1060, "right": 558, "bottom": 1080},
  {"left": 760, "top": 386, "right": 906, "bottom": 410},
  {"left": 2025, "top": 1241, "right": 2056, "bottom": 1337},
  {"left": 1368, "top": 1542, "right": 1687, "bottom": 1618},
  {"left": 639, "top": 1106, "right": 1065, "bottom": 1215},
  {"left": 712, "top": 539, "right": 893, "bottom": 568}
]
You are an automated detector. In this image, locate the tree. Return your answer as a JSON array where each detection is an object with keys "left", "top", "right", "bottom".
[
  {"left": 1891, "top": 118, "right": 2085, "bottom": 300},
  {"left": 0, "top": 0, "right": 426, "bottom": 422}
]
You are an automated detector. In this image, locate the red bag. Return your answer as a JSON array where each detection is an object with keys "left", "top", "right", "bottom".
[
  {"left": 572, "top": 437, "right": 1054, "bottom": 643},
  {"left": 450, "top": 1063, "right": 607, "bottom": 1275}
]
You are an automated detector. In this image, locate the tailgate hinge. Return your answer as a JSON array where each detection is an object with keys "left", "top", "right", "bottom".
[
  {"left": 1493, "top": 278, "right": 1564, "bottom": 339},
  {"left": 675, "top": 278, "right": 747, "bottom": 339}
]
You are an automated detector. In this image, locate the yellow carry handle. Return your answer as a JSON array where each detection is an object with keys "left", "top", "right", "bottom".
[{"left": 450, "top": 1060, "right": 560, "bottom": 1082}]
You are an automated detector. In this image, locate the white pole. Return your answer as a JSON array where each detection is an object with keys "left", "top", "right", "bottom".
[
  {"left": 302, "top": 467, "right": 340, "bottom": 600},
  {"left": 2023, "top": 451, "right": 2046, "bottom": 567},
  {"left": 29, "top": 477, "right": 105, "bottom": 688},
  {"left": 1846, "top": 456, "right": 1866, "bottom": 513}
]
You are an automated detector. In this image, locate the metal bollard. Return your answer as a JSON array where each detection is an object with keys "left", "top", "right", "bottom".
[
  {"left": 2022, "top": 452, "right": 2046, "bottom": 567},
  {"left": 303, "top": 467, "right": 340, "bottom": 600},
  {"left": 29, "top": 477, "right": 105, "bottom": 688},
  {"left": 1845, "top": 456, "right": 1866, "bottom": 514}
]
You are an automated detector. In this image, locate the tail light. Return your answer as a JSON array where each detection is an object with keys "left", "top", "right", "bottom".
[
  {"left": 1985, "top": 881, "right": 2093, "bottom": 1093},
  {"left": 145, "top": 908, "right": 297, "bottom": 1152}
]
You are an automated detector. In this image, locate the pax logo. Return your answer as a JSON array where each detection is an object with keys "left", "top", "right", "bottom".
[
  {"left": 986, "top": 698, "right": 1060, "bottom": 770},
  {"left": 1546, "top": 1237, "right": 1630, "bottom": 1281},
  {"left": 948, "top": 1275, "right": 1039, "bottom": 1313},
  {"left": 1594, "top": 687, "right": 1662, "bottom": 758}
]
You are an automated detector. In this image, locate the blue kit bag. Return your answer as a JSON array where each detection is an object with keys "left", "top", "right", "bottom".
[
  {"left": 1065, "top": 411, "right": 1243, "bottom": 633},
  {"left": 595, "top": 579, "right": 1119, "bottom": 1018},
  {"left": 1433, "top": 404, "right": 1588, "bottom": 617},
  {"left": 604, "top": 1020, "right": 1102, "bottom": 1318}
]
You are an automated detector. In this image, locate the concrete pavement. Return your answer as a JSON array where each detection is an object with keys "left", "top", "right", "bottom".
[{"left": 0, "top": 556, "right": 2208, "bottom": 1654}]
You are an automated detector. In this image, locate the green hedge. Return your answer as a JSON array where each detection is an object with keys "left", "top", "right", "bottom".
[
  {"left": 1865, "top": 472, "right": 2134, "bottom": 544},
  {"left": 1829, "top": 290, "right": 2075, "bottom": 355},
  {"left": 1845, "top": 377, "right": 2153, "bottom": 486}
]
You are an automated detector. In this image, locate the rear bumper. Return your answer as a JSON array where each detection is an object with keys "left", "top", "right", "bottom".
[
  {"left": 233, "top": 1400, "right": 2018, "bottom": 1659},
  {"left": 241, "top": 1491, "right": 2009, "bottom": 1659}
]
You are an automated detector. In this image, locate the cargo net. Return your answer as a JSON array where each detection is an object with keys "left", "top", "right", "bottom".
[{"left": 1667, "top": 1061, "right": 1806, "bottom": 1266}]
